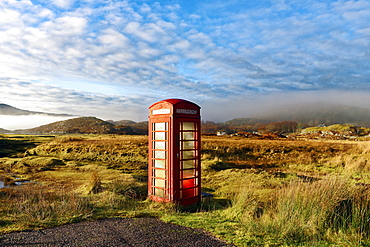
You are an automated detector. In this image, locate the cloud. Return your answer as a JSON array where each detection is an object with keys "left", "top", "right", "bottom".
[
  {"left": 0, "top": 0, "right": 370, "bottom": 125},
  {"left": 201, "top": 89, "right": 370, "bottom": 122},
  {"left": 0, "top": 80, "right": 155, "bottom": 123},
  {"left": 42, "top": 16, "right": 88, "bottom": 36},
  {"left": 51, "top": 0, "right": 73, "bottom": 9}
]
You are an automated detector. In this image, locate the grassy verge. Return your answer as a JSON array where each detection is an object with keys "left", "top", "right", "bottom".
[{"left": 1, "top": 134, "right": 370, "bottom": 246}]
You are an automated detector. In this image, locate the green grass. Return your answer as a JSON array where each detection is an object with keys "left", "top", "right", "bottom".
[
  {"left": 2, "top": 134, "right": 370, "bottom": 246},
  {"left": 161, "top": 176, "right": 370, "bottom": 246}
]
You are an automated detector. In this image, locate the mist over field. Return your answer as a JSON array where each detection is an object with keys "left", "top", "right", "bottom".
[
  {"left": 201, "top": 90, "right": 370, "bottom": 122},
  {"left": 0, "top": 115, "right": 75, "bottom": 131},
  {"left": 2, "top": 89, "right": 370, "bottom": 131}
]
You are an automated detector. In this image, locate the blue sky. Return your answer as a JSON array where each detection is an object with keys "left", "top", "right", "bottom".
[{"left": 1, "top": 0, "right": 370, "bottom": 129}]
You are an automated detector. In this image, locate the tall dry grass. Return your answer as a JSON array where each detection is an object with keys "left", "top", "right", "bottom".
[
  {"left": 224, "top": 175, "right": 370, "bottom": 245},
  {"left": 343, "top": 141, "right": 370, "bottom": 173},
  {"left": 201, "top": 136, "right": 354, "bottom": 172},
  {"left": 7, "top": 185, "right": 94, "bottom": 227},
  {"left": 25, "top": 135, "right": 148, "bottom": 173},
  {"left": 2, "top": 134, "right": 370, "bottom": 245}
]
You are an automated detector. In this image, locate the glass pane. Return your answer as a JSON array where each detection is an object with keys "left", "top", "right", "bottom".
[
  {"left": 153, "top": 169, "right": 166, "bottom": 179},
  {"left": 183, "top": 169, "right": 195, "bottom": 179},
  {"left": 182, "top": 122, "right": 195, "bottom": 131},
  {"left": 153, "top": 178, "right": 165, "bottom": 188},
  {"left": 154, "top": 141, "right": 166, "bottom": 150},
  {"left": 182, "top": 178, "right": 195, "bottom": 189},
  {"left": 182, "top": 160, "right": 196, "bottom": 169},
  {"left": 181, "top": 132, "right": 194, "bottom": 140},
  {"left": 154, "top": 188, "right": 165, "bottom": 197},
  {"left": 154, "top": 150, "right": 166, "bottom": 159},
  {"left": 181, "top": 141, "right": 195, "bottom": 150},
  {"left": 154, "top": 159, "right": 165, "bottom": 168},
  {"left": 182, "top": 150, "right": 195, "bottom": 159},
  {"left": 154, "top": 122, "right": 167, "bottom": 131},
  {"left": 154, "top": 132, "right": 166, "bottom": 140}
]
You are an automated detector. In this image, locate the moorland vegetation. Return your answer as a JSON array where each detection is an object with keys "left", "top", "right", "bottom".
[{"left": 1, "top": 134, "right": 370, "bottom": 246}]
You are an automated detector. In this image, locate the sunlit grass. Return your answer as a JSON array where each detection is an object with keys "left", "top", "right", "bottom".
[
  {"left": 0, "top": 185, "right": 94, "bottom": 232},
  {"left": 2, "top": 134, "right": 370, "bottom": 246}
]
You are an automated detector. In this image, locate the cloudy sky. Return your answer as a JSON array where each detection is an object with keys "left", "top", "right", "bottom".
[{"left": 1, "top": 0, "right": 370, "bottom": 129}]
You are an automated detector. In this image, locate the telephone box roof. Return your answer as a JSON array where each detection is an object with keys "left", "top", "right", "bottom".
[{"left": 149, "top": 98, "right": 199, "bottom": 109}]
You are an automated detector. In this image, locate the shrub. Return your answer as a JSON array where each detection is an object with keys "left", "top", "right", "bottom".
[
  {"left": 86, "top": 172, "right": 103, "bottom": 194},
  {"left": 11, "top": 157, "right": 65, "bottom": 173},
  {"left": 106, "top": 178, "right": 147, "bottom": 200},
  {"left": 53, "top": 136, "right": 84, "bottom": 143}
]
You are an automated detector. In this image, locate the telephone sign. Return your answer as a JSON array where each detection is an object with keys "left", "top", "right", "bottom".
[{"left": 148, "top": 99, "right": 201, "bottom": 206}]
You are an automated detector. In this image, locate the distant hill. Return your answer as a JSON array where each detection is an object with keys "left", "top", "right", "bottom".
[
  {"left": 108, "top": 120, "right": 136, "bottom": 125},
  {"left": 252, "top": 103, "right": 370, "bottom": 127},
  {"left": 6, "top": 102, "right": 370, "bottom": 135},
  {"left": 201, "top": 103, "right": 370, "bottom": 134},
  {"left": 0, "top": 103, "right": 73, "bottom": 117},
  {"left": 224, "top": 118, "right": 271, "bottom": 126},
  {"left": 302, "top": 124, "right": 370, "bottom": 135},
  {"left": 15, "top": 117, "right": 137, "bottom": 135},
  {"left": 126, "top": 121, "right": 148, "bottom": 135},
  {"left": 108, "top": 120, "right": 148, "bottom": 135},
  {"left": 0, "top": 128, "right": 11, "bottom": 134}
]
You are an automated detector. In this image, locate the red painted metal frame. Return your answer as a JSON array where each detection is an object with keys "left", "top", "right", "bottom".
[{"left": 148, "top": 99, "right": 201, "bottom": 206}]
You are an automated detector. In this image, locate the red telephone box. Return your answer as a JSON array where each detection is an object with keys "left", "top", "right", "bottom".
[{"left": 148, "top": 99, "right": 201, "bottom": 206}]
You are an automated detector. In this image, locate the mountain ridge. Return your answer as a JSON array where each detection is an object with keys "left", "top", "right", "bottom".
[
  {"left": 3, "top": 102, "right": 370, "bottom": 134},
  {"left": 14, "top": 117, "right": 137, "bottom": 135},
  {"left": 0, "top": 128, "right": 11, "bottom": 134}
]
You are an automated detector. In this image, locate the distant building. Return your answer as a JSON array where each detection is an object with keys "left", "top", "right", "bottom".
[{"left": 216, "top": 131, "right": 228, "bottom": 136}]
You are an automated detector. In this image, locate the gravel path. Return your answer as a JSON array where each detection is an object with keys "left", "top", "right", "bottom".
[{"left": 0, "top": 218, "right": 233, "bottom": 247}]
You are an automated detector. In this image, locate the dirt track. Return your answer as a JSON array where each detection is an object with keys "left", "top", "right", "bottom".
[{"left": 0, "top": 218, "right": 233, "bottom": 247}]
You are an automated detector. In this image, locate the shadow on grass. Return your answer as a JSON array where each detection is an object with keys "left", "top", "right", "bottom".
[
  {"left": 0, "top": 136, "right": 55, "bottom": 158},
  {"left": 178, "top": 198, "right": 232, "bottom": 213},
  {"left": 0, "top": 219, "right": 12, "bottom": 227},
  {"left": 207, "top": 161, "right": 279, "bottom": 171},
  {"left": 0, "top": 139, "right": 36, "bottom": 158}
]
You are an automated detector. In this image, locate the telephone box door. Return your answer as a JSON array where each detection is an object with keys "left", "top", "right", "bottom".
[
  {"left": 149, "top": 118, "right": 171, "bottom": 202},
  {"left": 176, "top": 120, "right": 200, "bottom": 205}
]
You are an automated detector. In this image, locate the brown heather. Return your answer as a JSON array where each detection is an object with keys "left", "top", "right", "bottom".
[{"left": 1, "top": 134, "right": 370, "bottom": 246}]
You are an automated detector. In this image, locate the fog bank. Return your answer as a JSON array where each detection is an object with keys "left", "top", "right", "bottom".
[
  {"left": 201, "top": 90, "right": 370, "bottom": 122},
  {"left": 0, "top": 115, "right": 76, "bottom": 131}
]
